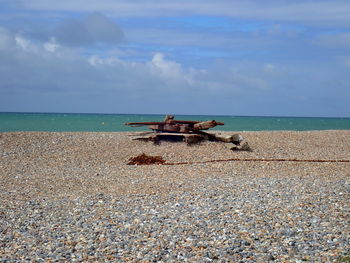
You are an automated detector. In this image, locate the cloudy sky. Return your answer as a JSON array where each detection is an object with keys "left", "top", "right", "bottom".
[{"left": 0, "top": 0, "right": 349, "bottom": 117}]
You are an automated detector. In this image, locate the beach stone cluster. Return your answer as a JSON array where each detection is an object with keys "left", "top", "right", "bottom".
[{"left": 1, "top": 176, "right": 349, "bottom": 262}]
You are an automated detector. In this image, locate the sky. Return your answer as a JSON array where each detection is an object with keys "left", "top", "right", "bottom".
[{"left": 0, "top": 0, "right": 349, "bottom": 117}]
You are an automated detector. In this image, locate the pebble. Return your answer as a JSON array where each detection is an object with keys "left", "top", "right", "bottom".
[
  {"left": 1, "top": 175, "right": 349, "bottom": 262},
  {"left": 1, "top": 131, "right": 349, "bottom": 262}
]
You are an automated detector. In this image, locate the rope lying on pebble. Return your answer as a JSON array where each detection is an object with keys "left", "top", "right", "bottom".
[
  {"left": 128, "top": 153, "right": 350, "bottom": 165},
  {"left": 164, "top": 158, "right": 350, "bottom": 165}
]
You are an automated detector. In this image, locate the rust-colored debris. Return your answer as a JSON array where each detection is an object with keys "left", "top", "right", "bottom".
[
  {"left": 127, "top": 153, "right": 166, "bottom": 165},
  {"left": 125, "top": 115, "right": 248, "bottom": 146},
  {"left": 125, "top": 115, "right": 224, "bottom": 134}
]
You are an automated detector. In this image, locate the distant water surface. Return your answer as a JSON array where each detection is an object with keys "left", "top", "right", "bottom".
[{"left": 0, "top": 112, "right": 349, "bottom": 132}]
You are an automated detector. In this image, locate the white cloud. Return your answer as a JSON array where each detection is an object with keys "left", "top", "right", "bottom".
[
  {"left": 15, "top": 35, "right": 31, "bottom": 50},
  {"left": 148, "top": 53, "right": 183, "bottom": 80},
  {"left": 0, "top": 23, "right": 349, "bottom": 116},
  {"left": 88, "top": 56, "right": 103, "bottom": 66},
  {"left": 88, "top": 55, "right": 123, "bottom": 66},
  {"left": 43, "top": 37, "right": 60, "bottom": 52}
]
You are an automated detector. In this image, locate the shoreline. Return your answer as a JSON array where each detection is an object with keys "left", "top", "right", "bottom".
[{"left": 1, "top": 130, "right": 349, "bottom": 261}]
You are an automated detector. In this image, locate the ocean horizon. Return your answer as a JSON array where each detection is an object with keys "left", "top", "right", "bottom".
[{"left": 1, "top": 112, "right": 350, "bottom": 132}]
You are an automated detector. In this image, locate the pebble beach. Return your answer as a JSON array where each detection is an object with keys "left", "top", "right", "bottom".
[{"left": 1, "top": 130, "right": 349, "bottom": 262}]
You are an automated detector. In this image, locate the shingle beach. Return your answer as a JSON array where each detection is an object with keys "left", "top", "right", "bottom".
[{"left": 1, "top": 131, "right": 349, "bottom": 262}]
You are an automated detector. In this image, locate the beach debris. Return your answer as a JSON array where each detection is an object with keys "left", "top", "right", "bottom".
[
  {"left": 127, "top": 153, "right": 166, "bottom": 165},
  {"left": 230, "top": 141, "right": 253, "bottom": 152},
  {"left": 125, "top": 115, "right": 224, "bottom": 133},
  {"left": 125, "top": 115, "right": 248, "bottom": 148}
]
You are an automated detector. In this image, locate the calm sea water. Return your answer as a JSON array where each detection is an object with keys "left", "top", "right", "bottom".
[{"left": 0, "top": 112, "right": 349, "bottom": 132}]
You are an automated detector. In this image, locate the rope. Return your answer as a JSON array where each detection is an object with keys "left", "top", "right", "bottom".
[{"left": 163, "top": 158, "right": 350, "bottom": 165}]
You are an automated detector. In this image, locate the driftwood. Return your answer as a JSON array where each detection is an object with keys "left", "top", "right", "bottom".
[
  {"left": 125, "top": 115, "right": 251, "bottom": 150},
  {"left": 129, "top": 131, "right": 252, "bottom": 151}
]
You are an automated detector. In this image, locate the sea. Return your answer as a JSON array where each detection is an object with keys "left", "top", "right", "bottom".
[{"left": 0, "top": 112, "right": 349, "bottom": 132}]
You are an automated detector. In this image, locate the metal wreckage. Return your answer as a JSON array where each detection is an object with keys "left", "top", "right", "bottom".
[{"left": 125, "top": 115, "right": 251, "bottom": 151}]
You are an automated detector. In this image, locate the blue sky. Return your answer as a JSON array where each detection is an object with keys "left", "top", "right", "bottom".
[{"left": 0, "top": 0, "right": 349, "bottom": 117}]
